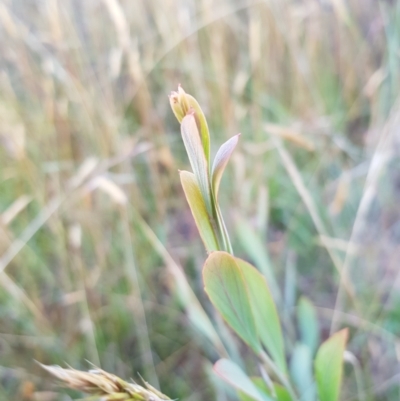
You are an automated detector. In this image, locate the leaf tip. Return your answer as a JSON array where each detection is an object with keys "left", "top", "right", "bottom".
[{"left": 337, "top": 327, "right": 349, "bottom": 343}]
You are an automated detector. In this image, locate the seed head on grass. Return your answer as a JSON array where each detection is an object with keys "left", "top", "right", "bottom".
[{"left": 39, "top": 364, "right": 171, "bottom": 401}]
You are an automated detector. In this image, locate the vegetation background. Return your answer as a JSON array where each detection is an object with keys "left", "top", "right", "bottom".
[{"left": 0, "top": 0, "right": 400, "bottom": 400}]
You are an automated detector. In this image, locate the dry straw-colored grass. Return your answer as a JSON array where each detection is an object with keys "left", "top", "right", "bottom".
[
  {"left": 40, "top": 364, "right": 171, "bottom": 401},
  {"left": 1, "top": 0, "right": 400, "bottom": 399}
]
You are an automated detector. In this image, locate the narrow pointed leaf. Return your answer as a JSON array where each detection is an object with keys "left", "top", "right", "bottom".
[
  {"left": 186, "top": 93, "right": 211, "bottom": 164},
  {"left": 203, "top": 252, "right": 261, "bottom": 354},
  {"left": 180, "top": 171, "right": 219, "bottom": 252},
  {"left": 315, "top": 329, "right": 348, "bottom": 401},
  {"left": 212, "top": 134, "right": 240, "bottom": 199},
  {"left": 235, "top": 258, "right": 287, "bottom": 373},
  {"left": 133, "top": 211, "right": 226, "bottom": 355},
  {"left": 252, "top": 379, "right": 293, "bottom": 401},
  {"left": 297, "top": 297, "right": 320, "bottom": 355},
  {"left": 181, "top": 113, "right": 211, "bottom": 213},
  {"left": 290, "top": 344, "right": 315, "bottom": 401},
  {"left": 214, "top": 359, "right": 272, "bottom": 401}
]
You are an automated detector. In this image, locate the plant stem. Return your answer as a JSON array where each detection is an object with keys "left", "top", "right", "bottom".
[
  {"left": 216, "top": 203, "right": 233, "bottom": 254},
  {"left": 211, "top": 189, "right": 233, "bottom": 254}
]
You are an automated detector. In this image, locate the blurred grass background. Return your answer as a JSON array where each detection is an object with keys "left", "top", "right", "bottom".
[{"left": 1, "top": 0, "right": 400, "bottom": 399}]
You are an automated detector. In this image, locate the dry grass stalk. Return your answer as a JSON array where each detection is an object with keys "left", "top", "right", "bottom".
[{"left": 40, "top": 364, "right": 171, "bottom": 401}]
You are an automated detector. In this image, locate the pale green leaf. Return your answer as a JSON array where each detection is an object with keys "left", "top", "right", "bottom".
[
  {"left": 236, "top": 219, "right": 280, "bottom": 302},
  {"left": 237, "top": 377, "right": 292, "bottom": 401},
  {"left": 297, "top": 297, "right": 320, "bottom": 355},
  {"left": 315, "top": 329, "right": 348, "bottom": 401},
  {"left": 180, "top": 171, "right": 219, "bottom": 252},
  {"left": 235, "top": 257, "right": 287, "bottom": 373},
  {"left": 290, "top": 344, "right": 315, "bottom": 401},
  {"left": 260, "top": 380, "right": 292, "bottom": 401},
  {"left": 211, "top": 134, "right": 240, "bottom": 199},
  {"left": 181, "top": 113, "right": 211, "bottom": 214},
  {"left": 203, "top": 252, "right": 261, "bottom": 353},
  {"left": 274, "top": 384, "right": 293, "bottom": 401},
  {"left": 214, "top": 359, "right": 272, "bottom": 401},
  {"left": 186, "top": 93, "right": 211, "bottom": 164}
]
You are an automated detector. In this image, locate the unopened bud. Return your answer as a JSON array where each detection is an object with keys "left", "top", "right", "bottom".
[
  {"left": 169, "top": 85, "right": 211, "bottom": 162},
  {"left": 178, "top": 85, "right": 190, "bottom": 115},
  {"left": 169, "top": 91, "right": 185, "bottom": 122}
]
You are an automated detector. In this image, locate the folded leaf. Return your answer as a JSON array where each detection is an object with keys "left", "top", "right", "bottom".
[
  {"left": 181, "top": 113, "right": 212, "bottom": 214},
  {"left": 203, "top": 252, "right": 261, "bottom": 354},
  {"left": 214, "top": 359, "right": 272, "bottom": 401},
  {"left": 235, "top": 257, "right": 287, "bottom": 373},
  {"left": 315, "top": 329, "right": 348, "bottom": 401},
  {"left": 180, "top": 171, "right": 219, "bottom": 252},
  {"left": 186, "top": 93, "right": 211, "bottom": 164},
  {"left": 212, "top": 134, "right": 240, "bottom": 199}
]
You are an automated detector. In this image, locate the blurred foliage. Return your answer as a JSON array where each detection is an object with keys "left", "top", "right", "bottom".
[{"left": 0, "top": 0, "right": 400, "bottom": 400}]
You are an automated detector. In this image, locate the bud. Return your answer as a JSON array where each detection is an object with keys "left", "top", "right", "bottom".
[
  {"left": 168, "top": 90, "right": 185, "bottom": 122},
  {"left": 169, "top": 85, "right": 211, "bottom": 163},
  {"left": 178, "top": 85, "right": 190, "bottom": 116}
]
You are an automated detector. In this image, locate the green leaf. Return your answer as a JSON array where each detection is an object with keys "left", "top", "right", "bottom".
[
  {"left": 290, "top": 344, "right": 315, "bottom": 401},
  {"left": 235, "top": 258, "right": 287, "bottom": 373},
  {"left": 274, "top": 384, "right": 293, "bottom": 401},
  {"left": 315, "top": 329, "right": 348, "bottom": 401},
  {"left": 180, "top": 171, "right": 219, "bottom": 252},
  {"left": 181, "top": 113, "right": 211, "bottom": 214},
  {"left": 236, "top": 380, "right": 271, "bottom": 401},
  {"left": 237, "top": 378, "right": 292, "bottom": 401},
  {"left": 211, "top": 134, "right": 240, "bottom": 199},
  {"left": 297, "top": 297, "right": 320, "bottom": 355},
  {"left": 203, "top": 252, "right": 261, "bottom": 353},
  {"left": 236, "top": 219, "right": 280, "bottom": 302},
  {"left": 214, "top": 359, "right": 272, "bottom": 401},
  {"left": 186, "top": 93, "right": 211, "bottom": 164}
]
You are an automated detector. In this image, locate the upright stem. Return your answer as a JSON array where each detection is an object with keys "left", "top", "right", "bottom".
[
  {"left": 211, "top": 188, "right": 233, "bottom": 254},
  {"left": 216, "top": 203, "right": 233, "bottom": 254}
]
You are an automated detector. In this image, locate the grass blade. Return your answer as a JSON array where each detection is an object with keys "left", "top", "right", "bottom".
[{"left": 315, "top": 329, "right": 348, "bottom": 401}]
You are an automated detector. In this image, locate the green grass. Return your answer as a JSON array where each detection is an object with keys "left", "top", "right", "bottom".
[{"left": 0, "top": 0, "right": 400, "bottom": 400}]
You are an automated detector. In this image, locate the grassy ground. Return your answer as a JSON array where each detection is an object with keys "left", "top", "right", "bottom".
[{"left": 1, "top": 0, "right": 400, "bottom": 400}]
